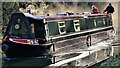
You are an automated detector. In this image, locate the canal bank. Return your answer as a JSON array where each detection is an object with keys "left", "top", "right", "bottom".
[{"left": 88, "top": 43, "right": 120, "bottom": 68}]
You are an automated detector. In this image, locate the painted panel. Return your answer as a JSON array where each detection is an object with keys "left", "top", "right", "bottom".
[
  {"left": 80, "top": 19, "right": 87, "bottom": 31},
  {"left": 86, "top": 18, "right": 95, "bottom": 29},
  {"left": 47, "top": 22, "right": 59, "bottom": 36},
  {"left": 65, "top": 20, "right": 75, "bottom": 33}
]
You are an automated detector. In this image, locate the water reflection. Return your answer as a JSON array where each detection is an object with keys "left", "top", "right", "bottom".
[{"left": 1, "top": 57, "right": 52, "bottom": 68}]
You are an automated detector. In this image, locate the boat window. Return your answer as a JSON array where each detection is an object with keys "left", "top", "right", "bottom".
[
  {"left": 87, "top": 18, "right": 95, "bottom": 29},
  {"left": 94, "top": 20, "right": 97, "bottom": 27},
  {"left": 79, "top": 19, "right": 87, "bottom": 31},
  {"left": 103, "top": 19, "right": 106, "bottom": 26},
  {"left": 65, "top": 20, "right": 75, "bottom": 33},
  {"left": 95, "top": 18, "right": 104, "bottom": 27},
  {"left": 73, "top": 20, "right": 80, "bottom": 32},
  {"left": 31, "top": 23, "right": 35, "bottom": 33},
  {"left": 26, "top": 18, "right": 35, "bottom": 38},
  {"left": 103, "top": 17, "right": 109, "bottom": 26},
  {"left": 58, "top": 21, "right": 66, "bottom": 34},
  {"left": 47, "top": 21, "right": 59, "bottom": 36}
]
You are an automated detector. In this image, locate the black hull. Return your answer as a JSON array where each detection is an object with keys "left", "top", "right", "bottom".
[{"left": 2, "top": 41, "right": 52, "bottom": 58}]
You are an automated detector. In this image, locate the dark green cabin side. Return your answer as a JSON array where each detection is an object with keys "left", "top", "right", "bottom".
[
  {"left": 45, "top": 14, "right": 112, "bottom": 38},
  {"left": 45, "top": 16, "right": 86, "bottom": 37},
  {"left": 86, "top": 15, "right": 112, "bottom": 30}
]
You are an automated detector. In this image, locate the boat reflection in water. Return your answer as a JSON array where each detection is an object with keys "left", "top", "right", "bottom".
[{"left": 1, "top": 12, "right": 115, "bottom": 68}]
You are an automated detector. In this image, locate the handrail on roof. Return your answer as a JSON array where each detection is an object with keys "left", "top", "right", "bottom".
[
  {"left": 24, "top": 13, "right": 43, "bottom": 20},
  {"left": 22, "top": 12, "right": 109, "bottom": 20}
]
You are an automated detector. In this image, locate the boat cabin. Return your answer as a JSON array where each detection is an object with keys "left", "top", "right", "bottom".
[{"left": 4, "top": 13, "right": 112, "bottom": 40}]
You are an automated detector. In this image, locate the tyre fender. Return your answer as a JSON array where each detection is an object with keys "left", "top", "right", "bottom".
[
  {"left": 2, "top": 44, "right": 9, "bottom": 52},
  {"left": 86, "top": 35, "right": 91, "bottom": 47}
]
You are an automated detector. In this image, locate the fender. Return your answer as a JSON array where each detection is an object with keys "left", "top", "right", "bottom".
[
  {"left": 86, "top": 34, "right": 91, "bottom": 47},
  {"left": 2, "top": 44, "right": 9, "bottom": 52}
]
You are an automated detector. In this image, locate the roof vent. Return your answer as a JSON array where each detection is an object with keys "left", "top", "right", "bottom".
[
  {"left": 56, "top": 13, "right": 67, "bottom": 16},
  {"left": 82, "top": 12, "right": 91, "bottom": 15},
  {"left": 66, "top": 11, "right": 74, "bottom": 15}
]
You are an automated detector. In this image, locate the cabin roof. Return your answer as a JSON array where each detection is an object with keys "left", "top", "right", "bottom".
[
  {"left": 44, "top": 13, "right": 109, "bottom": 20},
  {"left": 86, "top": 13, "right": 109, "bottom": 17},
  {"left": 44, "top": 15, "right": 84, "bottom": 20},
  {"left": 23, "top": 13, "right": 109, "bottom": 21}
]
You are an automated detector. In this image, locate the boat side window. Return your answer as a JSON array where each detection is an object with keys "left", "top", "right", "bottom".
[
  {"left": 103, "top": 18, "right": 106, "bottom": 26},
  {"left": 93, "top": 19, "right": 97, "bottom": 27},
  {"left": 26, "top": 18, "right": 35, "bottom": 38},
  {"left": 30, "top": 23, "right": 35, "bottom": 37},
  {"left": 80, "top": 18, "right": 87, "bottom": 31},
  {"left": 65, "top": 19, "right": 75, "bottom": 33},
  {"left": 87, "top": 18, "right": 95, "bottom": 29},
  {"left": 47, "top": 21, "right": 59, "bottom": 36},
  {"left": 95, "top": 18, "right": 104, "bottom": 28}
]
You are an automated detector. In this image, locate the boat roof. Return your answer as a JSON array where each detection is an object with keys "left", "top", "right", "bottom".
[
  {"left": 44, "top": 14, "right": 109, "bottom": 20},
  {"left": 23, "top": 12, "right": 109, "bottom": 20}
]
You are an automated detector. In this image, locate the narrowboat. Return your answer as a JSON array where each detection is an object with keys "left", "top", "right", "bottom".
[{"left": 2, "top": 12, "right": 115, "bottom": 67}]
